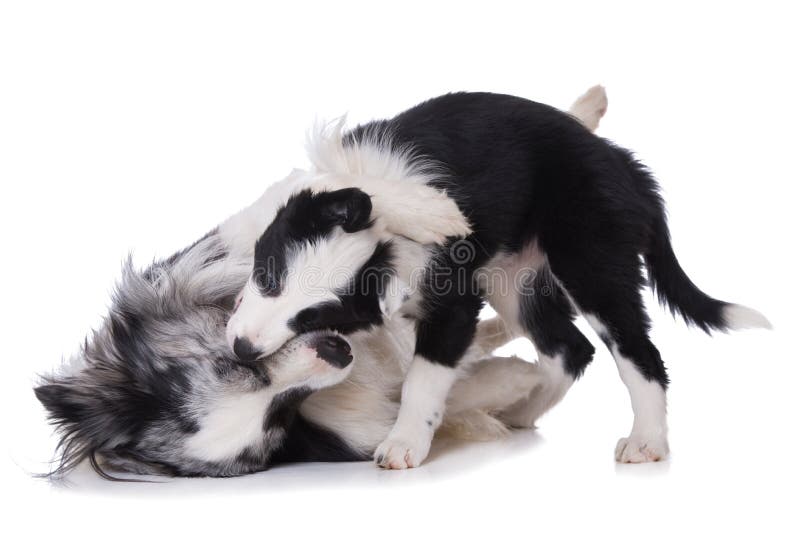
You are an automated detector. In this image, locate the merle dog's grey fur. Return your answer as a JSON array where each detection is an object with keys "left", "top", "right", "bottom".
[{"left": 36, "top": 231, "right": 364, "bottom": 478}]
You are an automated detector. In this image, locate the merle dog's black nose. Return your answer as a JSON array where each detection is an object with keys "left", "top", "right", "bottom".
[
  {"left": 311, "top": 336, "right": 352, "bottom": 369},
  {"left": 233, "top": 337, "right": 262, "bottom": 362}
]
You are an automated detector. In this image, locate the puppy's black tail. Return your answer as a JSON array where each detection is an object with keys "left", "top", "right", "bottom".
[
  {"left": 646, "top": 214, "right": 769, "bottom": 332},
  {"left": 618, "top": 149, "right": 772, "bottom": 333}
]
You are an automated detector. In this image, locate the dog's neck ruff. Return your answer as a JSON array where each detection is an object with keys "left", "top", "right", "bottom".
[{"left": 306, "top": 117, "right": 441, "bottom": 185}]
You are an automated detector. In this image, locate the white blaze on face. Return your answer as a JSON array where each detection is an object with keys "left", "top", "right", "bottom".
[
  {"left": 226, "top": 228, "right": 382, "bottom": 355},
  {"left": 185, "top": 335, "right": 353, "bottom": 464}
]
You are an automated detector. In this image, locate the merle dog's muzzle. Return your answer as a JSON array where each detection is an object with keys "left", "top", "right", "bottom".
[{"left": 232, "top": 332, "right": 352, "bottom": 368}]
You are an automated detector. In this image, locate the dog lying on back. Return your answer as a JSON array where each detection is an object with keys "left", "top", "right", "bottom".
[{"left": 36, "top": 87, "right": 609, "bottom": 478}]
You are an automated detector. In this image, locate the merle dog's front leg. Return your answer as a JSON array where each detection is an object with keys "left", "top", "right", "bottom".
[{"left": 374, "top": 296, "right": 482, "bottom": 469}]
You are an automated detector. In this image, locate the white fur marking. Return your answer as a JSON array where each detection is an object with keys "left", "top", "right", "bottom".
[
  {"left": 481, "top": 242, "right": 548, "bottom": 334},
  {"left": 611, "top": 349, "right": 669, "bottom": 463},
  {"left": 723, "top": 304, "right": 772, "bottom": 330},
  {"left": 584, "top": 314, "right": 669, "bottom": 462},
  {"left": 186, "top": 389, "right": 273, "bottom": 463},
  {"left": 306, "top": 118, "right": 471, "bottom": 244},
  {"left": 584, "top": 313, "right": 608, "bottom": 338},
  {"left": 374, "top": 357, "right": 457, "bottom": 469}
]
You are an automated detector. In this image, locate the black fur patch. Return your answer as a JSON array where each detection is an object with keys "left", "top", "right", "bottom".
[
  {"left": 253, "top": 188, "right": 374, "bottom": 296},
  {"left": 287, "top": 241, "right": 395, "bottom": 335},
  {"left": 518, "top": 266, "right": 595, "bottom": 378},
  {"left": 266, "top": 388, "right": 366, "bottom": 464}
]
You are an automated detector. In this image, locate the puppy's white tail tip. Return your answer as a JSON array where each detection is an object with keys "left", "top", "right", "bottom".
[
  {"left": 569, "top": 85, "right": 608, "bottom": 132},
  {"left": 723, "top": 304, "right": 772, "bottom": 331}
]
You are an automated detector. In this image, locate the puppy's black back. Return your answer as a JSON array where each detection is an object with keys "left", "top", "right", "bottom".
[{"left": 347, "top": 92, "right": 659, "bottom": 264}]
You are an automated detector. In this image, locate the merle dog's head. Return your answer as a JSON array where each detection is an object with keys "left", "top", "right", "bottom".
[
  {"left": 226, "top": 187, "right": 395, "bottom": 361},
  {"left": 35, "top": 234, "right": 357, "bottom": 478}
]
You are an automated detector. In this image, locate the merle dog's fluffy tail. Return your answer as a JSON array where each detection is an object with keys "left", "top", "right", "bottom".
[{"left": 621, "top": 152, "right": 772, "bottom": 333}]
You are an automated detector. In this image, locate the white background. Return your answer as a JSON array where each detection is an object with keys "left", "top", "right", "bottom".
[{"left": 1, "top": 1, "right": 797, "bottom": 532}]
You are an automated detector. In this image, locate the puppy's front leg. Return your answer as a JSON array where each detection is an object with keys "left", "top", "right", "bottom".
[
  {"left": 374, "top": 298, "right": 481, "bottom": 469},
  {"left": 373, "top": 357, "right": 457, "bottom": 469},
  {"left": 310, "top": 175, "right": 471, "bottom": 245}
]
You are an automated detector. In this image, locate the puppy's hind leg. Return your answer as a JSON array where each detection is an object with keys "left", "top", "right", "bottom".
[
  {"left": 548, "top": 248, "right": 670, "bottom": 463},
  {"left": 493, "top": 266, "right": 596, "bottom": 430}
]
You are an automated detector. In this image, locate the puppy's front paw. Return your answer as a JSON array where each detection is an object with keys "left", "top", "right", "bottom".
[
  {"left": 615, "top": 434, "right": 669, "bottom": 463},
  {"left": 382, "top": 188, "right": 471, "bottom": 245},
  {"left": 374, "top": 433, "right": 432, "bottom": 470},
  {"left": 416, "top": 194, "right": 472, "bottom": 245}
]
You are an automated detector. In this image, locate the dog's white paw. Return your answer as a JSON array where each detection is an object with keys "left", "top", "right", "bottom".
[
  {"left": 383, "top": 188, "right": 471, "bottom": 245},
  {"left": 374, "top": 432, "right": 432, "bottom": 470},
  {"left": 420, "top": 199, "right": 472, "bottom": 244},
  {"left": 615, "top": 434, "right": 669, "bottom": 463}
]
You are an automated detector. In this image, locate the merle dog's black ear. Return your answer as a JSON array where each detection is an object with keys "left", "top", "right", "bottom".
[
  {"left": 318, "top": 188, "right": 373, "bottom": 233},
  {"left": 35, "top": 375, "right": 129, "bottom": 479},
  {"left": 36, "top": 372, "right": 176, "bottom": 480},
  {"left": 35, "top": 383, "right": 77, "bottom": 422},
  {"left": 35, "top": 380, "right": 98, "bottom": 477}
]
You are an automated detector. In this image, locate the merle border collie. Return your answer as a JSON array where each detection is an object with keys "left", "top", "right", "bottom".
[
  {"left": 227, "top": 87, "right": 770, "bottom": 469},
  {"left": 35, "top": 87, "right": 609, "bottom": 479}
]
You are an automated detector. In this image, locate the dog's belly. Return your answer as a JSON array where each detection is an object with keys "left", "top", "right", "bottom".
[
  {"left": 298, "top": 316, "right": 415, "bottom": 453},
  {"left": 480, "top": 241, "right": 548, "bottom": 331}
]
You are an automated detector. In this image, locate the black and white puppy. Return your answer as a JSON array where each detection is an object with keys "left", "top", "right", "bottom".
[{"left": 227, "top": 87, "right": 770, "bottom": 469}]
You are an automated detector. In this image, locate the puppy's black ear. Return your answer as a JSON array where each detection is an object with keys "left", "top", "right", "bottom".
[{"left": 318, "top": 188, "right": 373, "bottom": 233}]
